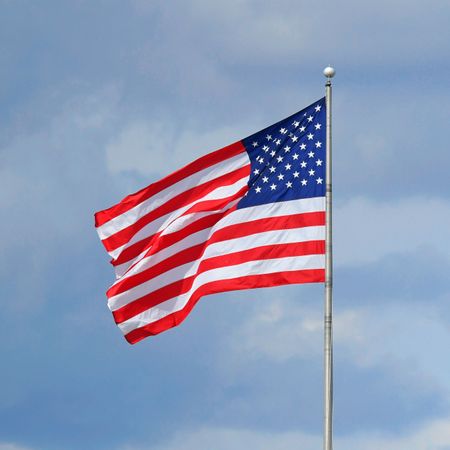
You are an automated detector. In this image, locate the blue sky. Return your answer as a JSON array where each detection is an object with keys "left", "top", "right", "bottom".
[{"left": 1, "top": 1, "right": 450, "bottom": 449}]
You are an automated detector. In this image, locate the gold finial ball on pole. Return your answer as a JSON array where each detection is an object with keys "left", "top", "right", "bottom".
[{"left": 323, "top": 66, "right": 336, "bottom": 79}]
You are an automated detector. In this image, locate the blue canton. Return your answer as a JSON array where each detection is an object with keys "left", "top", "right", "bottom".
[{"left": 238, "top": 98, "right": 326, "bottom": 209}]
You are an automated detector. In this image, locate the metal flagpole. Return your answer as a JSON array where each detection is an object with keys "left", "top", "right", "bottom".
[{"left": 323, "top": 65, "right": 335, "bottom": 450}]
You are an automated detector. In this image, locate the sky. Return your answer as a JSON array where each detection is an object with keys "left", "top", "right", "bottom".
[{"left": 1, "top": 0, "right": 450, "bottom": 449}]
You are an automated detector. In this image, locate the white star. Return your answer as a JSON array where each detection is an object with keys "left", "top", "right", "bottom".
[
  {"left": 309, "top": 169, "right": 315, "bottom": 176},
  {"left": 315, "top": 105, "right": 321, "bottom": 112},
  {"left": 315, "top": 123, "right": 322, "bottom": 130},
  {"left": 263, "top": 145, "right": 269, "bottom": 152},
  {"left": 259, "top": 157, "right": 265, "bottom": 164},
  {"left": 301, "top": 179, "right": 308, "bottom": 186},
  {"left": 293, "top": 171, "right": 300, "bottom": 178},
  {"left": 307, "top": 133, "right": 314, "bottom": 140},
  {"left": 270, "top": 150, "right": 276, "bottom": 157},
  {"left": 307, "top": 115, "right": 314, "bottom": 122},
  {"left": 280, "top": 128, "right": 288, "bottom": 134},
  {"left": 286, "top": 181, "right": 293, "bottom": 188},
  {"left": 270, "top": 183, "right": 277, "bottom": 191},
  {"left": 253, "top": 169, "right": 260, "bottom": 175},
  {"left": 316, "top": 177, "right": 323, "bottom": 184},
  {"left": 276, "top": 155, "right": 283, "bottom": 163},
  {"left": 308, "top": 151, "right": 315, "bottom": 158},
  {"left": 269, "top": 166, "right": 276, "bottom": 173},
  {"left": 285, "top": 163, "right": 292, "bottom": 170},
  {"left": 277, "top": 173, "right": 284, "bottom": 181},
  {"left": 252, "top": 141, "right": 258, "bottom": 147},
  {"left": 300, "top": 143, "right": 306, "bottom": 150},
  {"left": 262, "top": 176, "right": 269, "bottom": 183},
  {"left": 315, "top": 141, "right": 322, "bottom": 148},
  {"left": 275, "top": 139, "right": 281, "bottom": 145},
  {"left": 266, "top": 134, "right": 272, "bottom": 141},
  {"left": 284, "top": 145, "right": 291, "bottom": 153},
  {"left": 292, "top": 153, "right": 299, "bottom": 160},
  {"left": 255, "top": 186, "right": 262, "bottom": 193},
  {"left": 316, "top": 159, "right": 323, "bottom": 166},
  {"left": 291, "top": 135, "right": 299, "bottom": 143},
  {"left": 293, "top": 121, "right": 300, "bottom": 128},
  {"left": 300, "top": 161, "right": 307, "bottom": 168},
  {"left": 299, "top": 126, "right": 306, "bottom": 132}
]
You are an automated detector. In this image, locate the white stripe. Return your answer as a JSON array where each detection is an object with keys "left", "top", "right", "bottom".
[
  {"left": 216, "top": 196, "right": 325, "bottom": 230},
  {"left": 107, "top": 173, "right": 249, "bottom": 261},
  {"left": 108, "top": 224, "right": 325, "bottom": 311},
  {"left": 118, "top": 253, "right": 325, "bottom": 334},
  {"left": 97, "top": 152, "right": 249, "bottom": 240}
]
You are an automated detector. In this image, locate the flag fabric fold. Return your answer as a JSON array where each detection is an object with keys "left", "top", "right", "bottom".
[{"left": 95, "top": 98, "right": 326, "bottom": 344}]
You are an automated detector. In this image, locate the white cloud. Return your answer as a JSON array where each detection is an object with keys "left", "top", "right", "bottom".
[
  {"left": 335, "top": 196, "right": 450, "bottom": 266},
  {"left": 106, "top": 121, "right": 173, "bottom": 175},
  {"left": 223, "top": 292, "right": 450, "bottom": 399},
  {"left": 226, "top": 299, "right": 365, "bottom": 363},
  {"left": 341, "top": 416, "right": 450, "bottom": 450},
  {"left": 0, "top": 85, "right": 121, "bottom": 313},
  {"left": 123, "top": 416, "right": 450, "bottom": 450},
  {"left": 0, "top": 86, "right": 119, "bottom": 243},
  {"left": 132, "top": 0, "right": 450, "bottom": 69},
  {"left": 105, "top": 121, "right": 247, "bottom": 176},
  {"left": 123, "top": 427, "right": 320, "bottom": 450},
  {"left": 0, "top": 443, "right": 33, "bottom": 450},
  {"left": 0, "top": 168, "right": 28, "bottom": 210}
]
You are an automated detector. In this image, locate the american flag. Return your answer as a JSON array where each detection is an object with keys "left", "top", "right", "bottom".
[{"left": 95, "top": 98, "right": 326, "bottom": 344}]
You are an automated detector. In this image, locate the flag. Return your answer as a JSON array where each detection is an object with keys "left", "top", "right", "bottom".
[{"left": 95, "top": 98, "right": 326, "bottom": 344}]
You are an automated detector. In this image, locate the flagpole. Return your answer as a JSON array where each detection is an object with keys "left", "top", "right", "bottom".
[{"left": 323, "top": 66, "right": 335, "bottom": 450}]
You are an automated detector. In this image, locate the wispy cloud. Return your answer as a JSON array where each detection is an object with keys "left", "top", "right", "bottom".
[
  {"left": 335, "top": 196, "right": 450, "bottom": 266},
  {"left": 0, "top": 443, "right": 34, "bottom": 450},
  {"left": 123, "top": 415, "right": 450, "bottom": 450},
  {"left": 106, "top": 121, "right": 247, "bottom": 177}
]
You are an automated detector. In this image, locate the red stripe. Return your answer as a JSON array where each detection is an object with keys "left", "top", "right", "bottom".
[
  {"left": 95, "top": 141, "right": 245, "bottom": 227},
  {"left": 124, "top": 268, "right": 325, "bottom": 344},
  {"left": 101, "top": 165, "right": 250, "bottom": 253},
  {"left": 109, "top": 211, "right": 325, "bottom": 296},
  {"left": 112, "top": 240, "right": 324, "bottom": 324}
]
